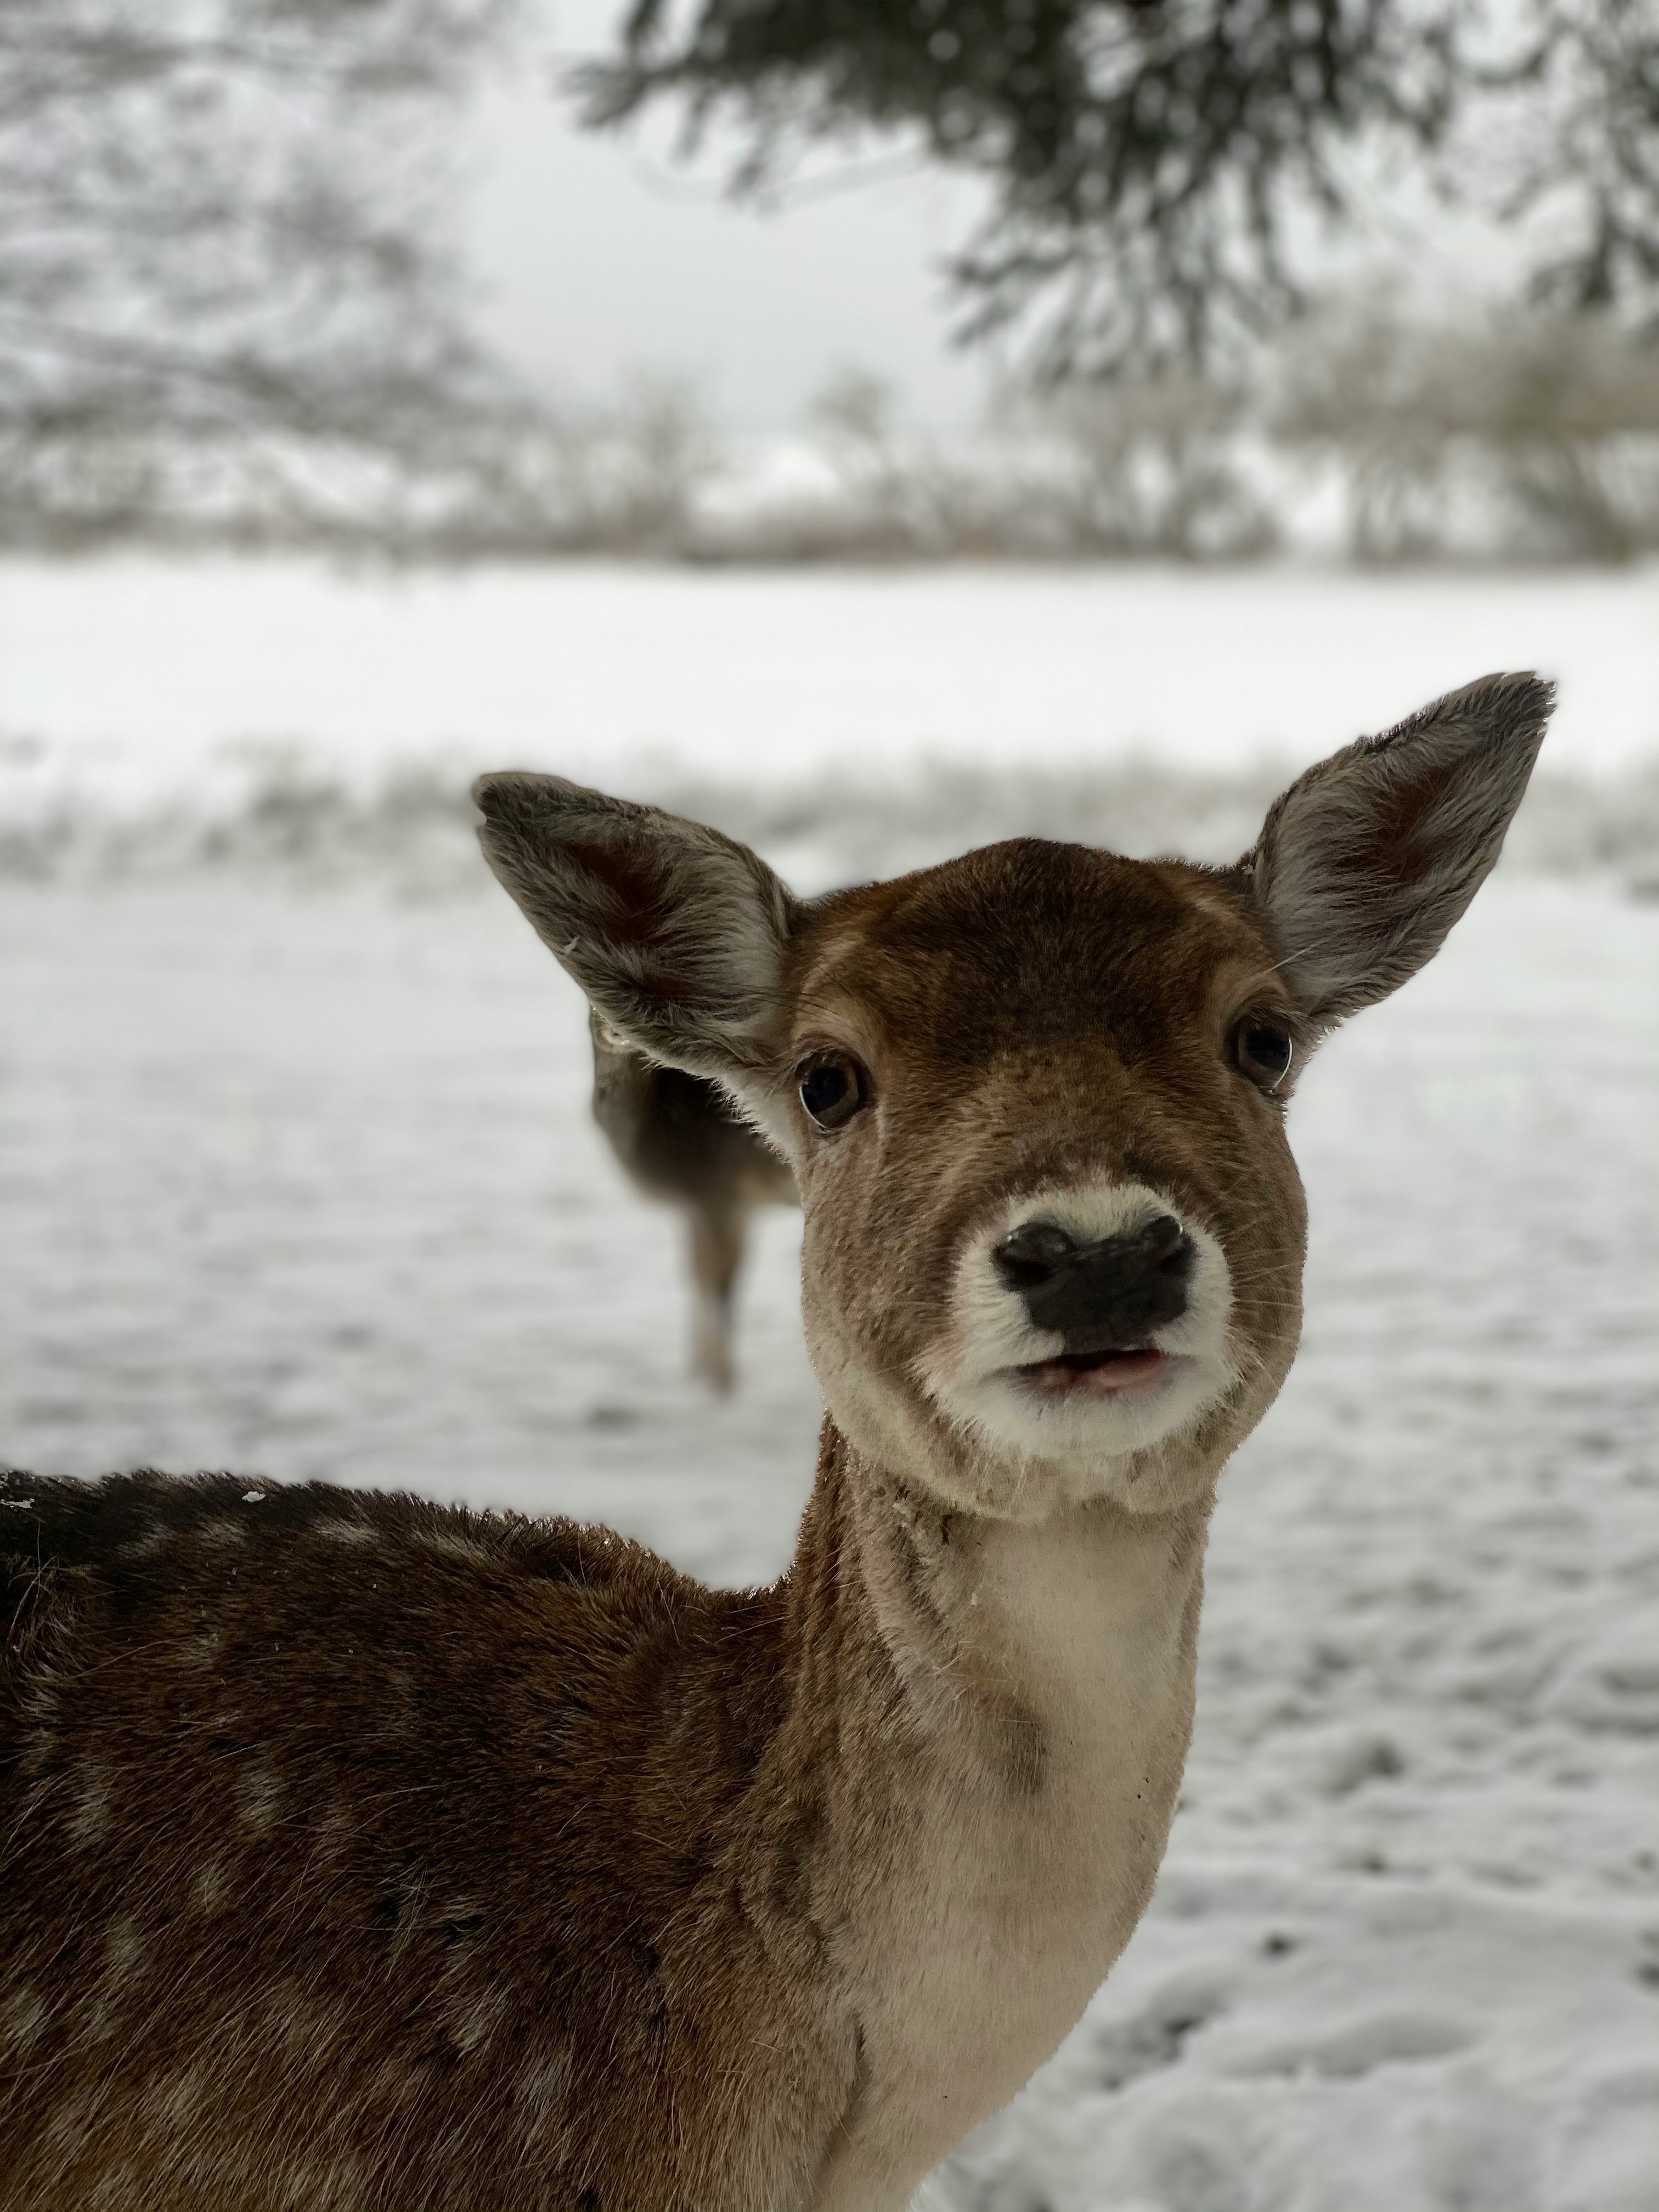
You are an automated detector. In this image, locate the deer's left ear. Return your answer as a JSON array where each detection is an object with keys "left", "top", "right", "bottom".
[
  {"left": 473, "top": 772, "right": 799, "bottom": 1085},
  {"left": 1246, "top": 672, "right": 1553, "bottom": 1028}
]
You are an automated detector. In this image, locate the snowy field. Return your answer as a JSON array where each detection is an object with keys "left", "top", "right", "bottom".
[
  {"left": 4, "top": 556, "right": 1659, "bottom": 811},
  {"left": 3, "top": 557, "right": 1658, "bottom": 2209}
]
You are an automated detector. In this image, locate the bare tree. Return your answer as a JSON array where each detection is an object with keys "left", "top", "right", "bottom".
[
  {"left": 802, "top": 363, "right": 1274, "bottom": 560},
  {"left": 1477, "top": 317, "right": 1659, "bottom": 561},
  {"left": 0, "top": 0, "right": 525, "bottom": 544},
  {"left": 1271, "top": 302, "right": 1462, "bottom": 562},
  {"left": 574, "top": 1, "right": 1659, "bottom": 380},
  {"left": 423, "top": 370, "right": 725, "bottom": 556},
  {"left": 593, "top": 370, "right": 725, "bottom": 552},
  {"left": 1026, "top": 371, "right": 1275, "bottom": 557},
  {"left": 1275, "top": 300, "right": 1659, "bottom": 562},
  {"left": 808, "top": 367, "right": 1001, "bottom": 553},
  {"left": 809, "top": 368, "right": 917, "bottom": 549}
]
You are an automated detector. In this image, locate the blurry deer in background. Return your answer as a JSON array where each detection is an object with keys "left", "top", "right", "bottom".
[
  {"left": 0, "top": 675, "right": 1548, "bottom": 2212},
  {"left": 589, "top": 1007, "right": 795, "bottom": 1391}
]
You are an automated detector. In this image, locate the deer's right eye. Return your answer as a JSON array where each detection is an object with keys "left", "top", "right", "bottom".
[{"left": 797, "top": 1054, "right": 868, "bottom": 1132}]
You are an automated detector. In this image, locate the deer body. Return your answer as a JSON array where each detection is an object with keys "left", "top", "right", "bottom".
[
  {"left": 1, "top": 675, "right": 1550, "bottom": 2210},
  {"left": 0, "top": 1454, "right": 1198, "bottom": 2212},
  {"left": 588, "top": 1011, "right": 795, "bottom": 1391}
]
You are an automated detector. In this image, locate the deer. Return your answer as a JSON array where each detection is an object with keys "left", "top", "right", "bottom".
[
  {"left": 588, "top": 1006, "right": 796, "bottom": 1391},
  {"left": 0, "top": 672, "right": 1548, "bottom": 2212}
]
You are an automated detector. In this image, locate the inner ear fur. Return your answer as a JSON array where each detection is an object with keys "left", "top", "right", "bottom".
[
  {"left": 1246, "top": 671, "right": 1553, "bottom": 1029},
  {"left": 473, "top": 771, "right": 799, "bottom": 1081}
]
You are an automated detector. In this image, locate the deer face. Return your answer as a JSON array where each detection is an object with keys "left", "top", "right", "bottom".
[
  {"left": 775, "top": 843, "right": 1306, "bottom": 1515},
  {"left": 476, "top": 673, "right": 1549, "bottom": 1520}
]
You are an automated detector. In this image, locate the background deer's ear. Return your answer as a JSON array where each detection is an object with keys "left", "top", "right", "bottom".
[
  {"left": 1246, "top": 672, "right": 1553, "bottom": 1028},
  {"left": 473, "top": 772, "right": 798, "bottom": 1084}
]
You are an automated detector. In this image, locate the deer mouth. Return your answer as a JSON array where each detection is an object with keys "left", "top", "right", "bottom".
[{"left": 1013, "top": 1347, "right": 1173, "bottom": 1398}]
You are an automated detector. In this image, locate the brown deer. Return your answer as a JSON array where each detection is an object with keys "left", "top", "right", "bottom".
[
  {"left": 588, "top": 1007, "right": 795, "bottom": 1391},
  {"left": 0, "top": 673, "right": 1549, "bottom": 2212}
]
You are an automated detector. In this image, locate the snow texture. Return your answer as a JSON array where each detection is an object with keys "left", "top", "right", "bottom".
[
  {"left": 2, "top": 557, "right": 1657, "bottom": 2210},
  {"left": 3, "top": 557, "right": 1658, "bottom": 807},
  {"left": 3, "top": 871, "right": 1655, "bottom": 2211}
]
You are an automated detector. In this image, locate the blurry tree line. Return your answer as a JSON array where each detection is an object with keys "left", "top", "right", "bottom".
[
  {"left": 4, "top": 0, "right": 1659, "bottom": 563},
  {"left": 8, "top": 297, "right": 1659, "bottom": 566},
  {"left": 828, "top": 302, "right": 1659, "bottom": 566}
]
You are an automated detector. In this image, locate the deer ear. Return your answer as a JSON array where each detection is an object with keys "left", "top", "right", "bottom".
[
  {"left": 473, "top": 773, "right": 798, "bottom": 1082},
  {"left": 1246, "top": 672, "right": 1553, "bottom": 1028}
]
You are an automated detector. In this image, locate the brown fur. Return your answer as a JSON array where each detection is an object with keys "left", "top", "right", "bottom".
[
  {"left": 589, "top": 1008, "right": 795, "bottom": 1391},
  {"left": 1, "top": 674, "right": 1549, "bottom": 2211},
  {"left": 0, "top": 1470, "right": 859, "bottom": 2210}
]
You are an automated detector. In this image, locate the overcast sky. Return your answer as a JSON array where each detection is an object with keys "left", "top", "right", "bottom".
[
  {"left": 464, "top": 0, "right": 1002, "bottom": 432},
  {"left": 460, "top": 0, "right": 1523, "bottom": 436}
]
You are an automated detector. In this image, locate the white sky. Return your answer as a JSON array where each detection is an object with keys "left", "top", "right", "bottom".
[{"left": 464, "top": 0, "right": 1006, "bottom": 432}]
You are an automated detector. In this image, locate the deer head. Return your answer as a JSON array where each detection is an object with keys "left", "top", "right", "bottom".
[{"left": 476, "top": 673, "right": 1549, "bottom": 1523}]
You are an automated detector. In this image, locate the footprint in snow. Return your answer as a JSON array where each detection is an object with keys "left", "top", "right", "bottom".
[
  {"left": 1229, "top": 2010, "right": 1475, "bottom": 2080},
  {"left": 1093, "top": 1972, "right": 1232, "bottom": 2092}
]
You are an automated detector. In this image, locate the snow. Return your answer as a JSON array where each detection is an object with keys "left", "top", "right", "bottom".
[
  {"left": 3, "top": 556, "right": 1657, "bottom": 2209},
  {"left": 2, "top": 557, "right": 1656, "bottom": 817}
]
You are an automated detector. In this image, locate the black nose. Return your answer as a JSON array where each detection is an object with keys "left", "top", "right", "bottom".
[{"left": 993, "top": 1212, "right": 1195, "bottom": 1352}]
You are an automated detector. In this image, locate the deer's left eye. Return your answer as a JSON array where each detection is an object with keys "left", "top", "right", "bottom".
[
  {"left": 1233, "top": 1020, "right": 1295, "bottom": 1092},
  {"left": 797, "top": 1053, "right": 868, "bottom": 1131}
]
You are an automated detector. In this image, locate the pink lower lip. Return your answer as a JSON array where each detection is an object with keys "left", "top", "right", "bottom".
[{"left": 1017, "top": 1349, "right": 1171, "bottom": 1398}]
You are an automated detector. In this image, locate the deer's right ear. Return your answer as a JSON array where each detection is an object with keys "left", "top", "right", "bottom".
[{"left": 473, "top": 773, "right": 798, "bottom": 1085}]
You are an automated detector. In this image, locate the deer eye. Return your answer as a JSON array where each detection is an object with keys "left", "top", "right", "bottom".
[
  {"left": 797, "top": 1053, "right": 868, "bottom": 1132},
  {"left": 1233, "top": 1020, "right": 1295, "bottom": 1093}
]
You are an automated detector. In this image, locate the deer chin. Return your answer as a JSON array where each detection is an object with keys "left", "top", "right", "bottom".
[{"left": 929, "top": 1342, "right": 1233, "bottom": 1485}]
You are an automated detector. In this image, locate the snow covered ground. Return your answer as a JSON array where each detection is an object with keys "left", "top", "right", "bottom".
[
  {"left": 4, "top": 870, "right": 1656, "bottom": 2211},
  {"left": 3, "top": 557, "right": 1657, "bottom": 2209},
  {"left": 3, "top": 557, "right": 1657, "bottom": 815}
]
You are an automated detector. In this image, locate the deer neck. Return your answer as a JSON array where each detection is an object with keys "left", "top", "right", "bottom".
[{"left": 780, "top": 1420, "right": 1210, "bottom": 2204}]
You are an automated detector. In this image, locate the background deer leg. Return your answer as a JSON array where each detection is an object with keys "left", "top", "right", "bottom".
[{"left": 687, "top": 1200, "right": 746, "bottom": 1392}]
